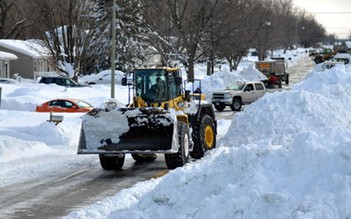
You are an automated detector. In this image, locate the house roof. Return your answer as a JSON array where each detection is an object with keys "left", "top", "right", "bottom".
[
  {"left": 0, "top": 39, "right": 50, "bottom": 59},
  {"left": 0, "top": 51, "right": 18, "bottom": 60}
]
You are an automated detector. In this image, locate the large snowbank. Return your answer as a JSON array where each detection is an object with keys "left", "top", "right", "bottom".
[{"left": 64, "top": 55, "right": 351, "bottom": 218}]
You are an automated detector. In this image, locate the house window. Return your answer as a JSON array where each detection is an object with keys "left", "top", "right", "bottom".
[
  {"left": 4, "top": 63, "right": 8, "bottom": 78},
  {"left": 34, "top": 61, "right": 37, "bottom": 71}
]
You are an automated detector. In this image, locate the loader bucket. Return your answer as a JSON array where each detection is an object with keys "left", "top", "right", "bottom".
[{"left": 78, "top": 107, "right": 178, "bottom": 154}]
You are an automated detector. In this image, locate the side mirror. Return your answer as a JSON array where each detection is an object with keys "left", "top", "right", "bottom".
[
  {"left": 184, "top": 90, "right": 191, "bottom": 101},
  {"left": 121, "top": 77, "right": 127, "bottom": 86}
]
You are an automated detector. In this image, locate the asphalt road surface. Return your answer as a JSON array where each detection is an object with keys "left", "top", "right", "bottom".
[
  {"left": 1, "top": 157, "right": 169, "bottom": 219},
  {"left": 0, "top": 56, "right": 315, "bottom": 219}
]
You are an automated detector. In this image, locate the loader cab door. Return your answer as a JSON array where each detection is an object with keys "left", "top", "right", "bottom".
[
  {"left": 167, "top": 71, "right": 182, "bottom": 100},
  {"left": 134, "top": 69, "right": 169, "bottom": 103}
]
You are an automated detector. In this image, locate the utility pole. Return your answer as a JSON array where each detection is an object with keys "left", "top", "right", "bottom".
[{"left": 111, "top": 0, "right": 116, "bottom": 98}]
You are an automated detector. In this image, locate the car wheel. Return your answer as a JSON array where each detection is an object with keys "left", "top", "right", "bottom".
[{"left": 230, "top": 98, "right": 242, "bottom": 111}]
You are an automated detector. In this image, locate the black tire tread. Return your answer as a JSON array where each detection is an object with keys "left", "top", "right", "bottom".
[
  {"left": 165, "top": 122, "right": 189, "bottom": 169},
  {"left": 190, "top": 114, "right": 216, "bottom": 159},
  {"left": 99, "top": 154, "right": 125, "bottom": 170},
  {"left": 131, "top": 154, "right": 157, "bottom": 163}
]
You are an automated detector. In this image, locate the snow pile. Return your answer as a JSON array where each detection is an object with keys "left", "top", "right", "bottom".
[
  {"left": 0, "top": 135, "right": 53, "bottom": 162},
  {"left": 199, "top": 65, "right": 266, "bottom": 102},
  {"left": 238, "top": 64, "right": 267, "bottom": 81},
  {"left": 82, "top": 108, "right": 130, "bottom": 150},
  {"left": 64, "top": 58, "right": 351, "bottom": 218}
]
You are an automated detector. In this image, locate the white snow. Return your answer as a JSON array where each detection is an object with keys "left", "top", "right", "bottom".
[
  {"left": 82, "top": 108, "right": 131, "bottom": 150},
  {"left": 0, "top": 51, "right": 18, "bottom": 60},
  {"left": 1, "top": 48, "right": 351, "bottom": 218},
  {"left": 0, "top": 39, "right": 50, "bottom": 58}
]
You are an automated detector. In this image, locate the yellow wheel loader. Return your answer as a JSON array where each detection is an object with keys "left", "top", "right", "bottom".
[{"left": 77, "top": 67, "right": 217, "bottom": 170}]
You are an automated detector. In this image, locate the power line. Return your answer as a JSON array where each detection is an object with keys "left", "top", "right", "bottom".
[
  {"left": 308, "top": 11, "right": 351, "bottom": 14},
  {"left": 325, "top": 27, "right": 351, "bottom": 30}
]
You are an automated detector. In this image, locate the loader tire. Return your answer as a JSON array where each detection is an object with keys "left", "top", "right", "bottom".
[
  {"left": 99, "top": 154, "right": 125, "bottom": 170},
  {"left": 190, "top": 114, "right": 216, "bottom": 159},
  {"left": 165, "top": 122, "right": 189, "bottom": 169},
  {"left": 132, "top": 153, "right": 157, "bottom": 163}
]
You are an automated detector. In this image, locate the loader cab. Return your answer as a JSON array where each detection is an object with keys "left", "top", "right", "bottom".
[{"left": 133, "top": 68, "right": 182, "bottom": 104}]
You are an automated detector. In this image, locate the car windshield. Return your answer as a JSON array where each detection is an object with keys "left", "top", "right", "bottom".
[
  {"left": 228, "top": 83, "right": 244, "bottom": 91},
  {"left": 63, "top": 78, "right": 80, "bottom": 86},
  {"left": 134, "top": 69, "right": 168, "bottom": 102},
  {"left": 75, "top": 100, "right": 93, "bottom": 108}
]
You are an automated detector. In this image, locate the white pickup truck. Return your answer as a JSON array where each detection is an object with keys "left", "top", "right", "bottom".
[{"left": 211, "top": 81, "right": 266, "bottom": 111}]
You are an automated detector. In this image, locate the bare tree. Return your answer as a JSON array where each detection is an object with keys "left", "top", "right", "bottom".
[
  {"left": 138, "top": 0, "right": 181, "bottom": 66},
  {"left": 270, "top": 0, "right": 296, "bottom": 52},
  {"left": 214, "top": 0, "right": 260, "bottom": 71},
  {"left": 140, "top": 0, "right": 229, "bottom": 82},
  {"left": 297, "top": 13, "right": 326, "bottom": 48},
  {"left": 30, "top": 0, "right": 103, "bottom": 78},
  {"left": 247, "top": 0, "right": 276, "bottom": 60},
  {"left": 0, "top": 0, "right": 35, "bottom": 39},
  {"left": 13, "top": 0, "right": 327, "bottom": 79}
]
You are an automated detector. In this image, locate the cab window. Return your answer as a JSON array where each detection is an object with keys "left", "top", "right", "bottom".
[{"left": 254, "top": 83, "right": 264, "bottom": 90}]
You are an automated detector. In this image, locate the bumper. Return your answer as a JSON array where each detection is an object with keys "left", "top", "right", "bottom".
[{"left": 212, "top": 98, "right": 232, "bottom": 106}]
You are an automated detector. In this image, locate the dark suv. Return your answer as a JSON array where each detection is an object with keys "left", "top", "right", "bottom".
[{"left": 39, "top": 76, "right": 87, "bottom": 87}]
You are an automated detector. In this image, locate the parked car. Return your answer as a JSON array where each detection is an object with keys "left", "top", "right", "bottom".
[
  {"left": 81, "top": 70, "right": 124, "bottom": 85},
  {"left": 320, "top": 53, "right": 351, "bottom": 71},
  {"left": 35, "top": 98, "right": 94, "bottom": 113},
  {"left": 330, "top": 53, "right": 351, "bottom": 64},
  {"left": 0, "top": 78, "right": 17, "bottom": 84},
  {"left": 39, "top": 76, "right": 88, "bottom": 87}
]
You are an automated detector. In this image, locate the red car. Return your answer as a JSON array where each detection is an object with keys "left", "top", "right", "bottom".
[{"left": 35, "top": 98, "right": 94, "bottom": 113}]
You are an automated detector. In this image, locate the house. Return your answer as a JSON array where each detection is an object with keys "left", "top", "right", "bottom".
[
  {"left": 0, "top": 39, "right": 55, "bottom": 79},
  {"left": 0, "top": 51, "right": 18, "bottom": 78}
]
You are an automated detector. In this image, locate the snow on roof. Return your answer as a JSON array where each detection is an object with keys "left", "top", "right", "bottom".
[
  {"left": 0, "top": 51, "right": 18, "bottom": 60},
  {"left": 345, "top": 41, "right": 351, "bottom": 48},
  {"left": 0, "top": 39, "right": 50, "bottom": 59}
]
